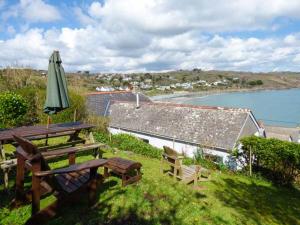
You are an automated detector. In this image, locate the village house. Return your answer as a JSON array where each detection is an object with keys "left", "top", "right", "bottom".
[
  {"left": 106, "top": 101, "right": 264, "bottom": 168},
  {"left": 86, "top": 91, "right": 265, "bottom": 168},
  {"left": 86, "top": 91, "right": 151, "bottom": 116},
  {"left": 264, "top": 125, "right": 300, "bottom": 143}
]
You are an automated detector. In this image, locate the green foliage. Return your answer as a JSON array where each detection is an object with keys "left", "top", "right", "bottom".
[
  {"left": 247, "top": 80, "right": 263, "bottom": 86},
  {"left": 110, "top": 134, "right": 162, "bottom": 159},
  {"left": 15, "top": 87, "right": 45, "bottom": 124},
  {"left": 40, "top": 90, "right": 87, "bottom": 124},
  {"left": 238, "top": 136, "right": 300, "bottom": 186},
  {"left": 84, "top": 115, "right": 109, "bottom": 133},
  {"left": 94, "top": 132, "right": 110, "bottom": 144},
  {"left": 2, "top": 150, "right": 300, "bottom": 225},
  {"left": 194, "top": 147, "right": 204, "bottom": 162},
  {"left": 0, "top": 92, "right": 29, "bottom": 128},
  {"left": 14, "top": 87, "right": 87, "bottom": 125}
]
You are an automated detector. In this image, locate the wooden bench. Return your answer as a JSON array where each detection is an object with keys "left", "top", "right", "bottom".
[
  {"left": 161, "top": 146, "right": 211, "bottom": 186},
  {"left": 104, "top": 157, "right": 142, "bottom": 187},
  {"left": 13, "top": 135, "right": 107, "bottom": 225}
]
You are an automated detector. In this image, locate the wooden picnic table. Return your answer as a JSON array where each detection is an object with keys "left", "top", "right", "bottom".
[{"left": 0, "top": 122, "right": 97, "bottom": 190}]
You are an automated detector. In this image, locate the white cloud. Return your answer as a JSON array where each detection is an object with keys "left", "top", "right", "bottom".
[
  {"left": 1, "top": 25, "right": 300, "bottom": 72},
  {"left": 1, "top": 0, "right": 300, "bottom": 72},
  {"left": 2, "top": 0, "right": 61, "bottom": 23},
  {"left": 85, "top": 0, "right": 300, "bottom": 33}
]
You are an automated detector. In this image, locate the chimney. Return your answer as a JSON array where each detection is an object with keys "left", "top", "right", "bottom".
[{"left": 136, "top": 93, "right": 140, "bottom": 109}]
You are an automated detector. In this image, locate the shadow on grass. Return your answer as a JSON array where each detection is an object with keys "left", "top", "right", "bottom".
[
  {"left": 46, "top": 179, "right": 188, "bottom": 225},
  {"left": 211, "top": 177, "right": 300, "bottom": 225}
]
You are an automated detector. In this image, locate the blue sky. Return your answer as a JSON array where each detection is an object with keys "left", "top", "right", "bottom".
[{"left": 1, "top": 0, "right": 300, "bottom": 72}]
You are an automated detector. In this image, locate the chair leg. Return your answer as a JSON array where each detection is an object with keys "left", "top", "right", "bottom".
[
  {"left": 193, "top": 173, "right": 199, "bottom": 186},
  {"left": 15, "top": 155, "right": 26, "bottom": 203},
  {"left": 25, "top": 198, "right": 62, "bottom": 225},
  {"left": 88, "top": 178, "right": 98, "bottom": 206},
  {"left": 104, "top": 167, "right": 109, "bottom": 178},
  {"left": 31, "top": 168, "right": 41, "bottom": 215}
]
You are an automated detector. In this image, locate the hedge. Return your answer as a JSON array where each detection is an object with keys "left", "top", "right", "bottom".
[
  {"left": 0, "top": 92, "right": 28, "bottom": 128},
  {"left": 94, "top": 133, "right": 162, "bottom": 159},
  {"left": 237, "top": 136, "right": 300, "bottom": 186}
]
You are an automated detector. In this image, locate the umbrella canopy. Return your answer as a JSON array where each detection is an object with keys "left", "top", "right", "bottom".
[{"left": 44, "top": 51, "right": 70, "bottom": 115}]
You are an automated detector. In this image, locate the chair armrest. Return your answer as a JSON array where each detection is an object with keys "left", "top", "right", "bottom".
[
  {"left": 34, "top": 159, "right": 107, "bottom": 177},
  {"left": 41, "top": 147, "right": 78, "bottom": 158},
  {"left": 162, "top": 153, "right": 184, "bottom": 160}
]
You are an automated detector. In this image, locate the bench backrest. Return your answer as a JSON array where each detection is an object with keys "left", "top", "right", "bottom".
[
  {"left": 13, "top": 135, "right": 50, "bottom": 171},
  {"left": 162, "top": 146, "right": 184, "bottom": 176}
]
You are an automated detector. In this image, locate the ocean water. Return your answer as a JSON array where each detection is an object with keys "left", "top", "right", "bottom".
[{"left": 181, "top": 88, "right": 300, "bottom": 127}]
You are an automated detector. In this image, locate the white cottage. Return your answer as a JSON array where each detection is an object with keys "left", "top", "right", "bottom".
[{"left": 108, "top": 101, "right": 264, "bottom": 166}]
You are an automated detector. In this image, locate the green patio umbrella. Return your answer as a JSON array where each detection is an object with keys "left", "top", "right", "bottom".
[{"left": 44, "top": 51, "right": 70, "bottom": 123}]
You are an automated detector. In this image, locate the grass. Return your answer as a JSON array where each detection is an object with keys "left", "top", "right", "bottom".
[{"left": 0, "top": 140, "right": 300, "bottom": 225}]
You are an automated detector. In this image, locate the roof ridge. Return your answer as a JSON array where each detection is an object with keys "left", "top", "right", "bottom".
[
  {"left": 86, "top": 90, "right": 132, "bottom": 95},
  {"left": 112, "top": 100, "right": 251, "bottom": 113}
]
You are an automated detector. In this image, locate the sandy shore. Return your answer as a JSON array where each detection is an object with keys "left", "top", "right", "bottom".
[{"left": 150, "top": 86, "right": 300, "bottom": 103}]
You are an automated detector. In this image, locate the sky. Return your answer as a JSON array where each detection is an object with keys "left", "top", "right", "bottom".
[{"left": 1, "top": 0, "right": 300, "bottom": 72}]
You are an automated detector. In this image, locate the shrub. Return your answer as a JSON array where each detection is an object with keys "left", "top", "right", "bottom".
[
  {"left": 0, "top": 68, "right": 46, "bottom": 91},
  {"left": 39, "top": 90, "right": 87, "bottom": 124},
  {"left": 15, "top": 87, "right": 45, "bottom": 124},
  {"left": 84, "top": 115, "right": 109, "bottom": 133},
  {"left": 111, "top": 134, "right": 162, "bottom": 159},
  {"left": 94, "top": 132, "right": 110, "bottom": 144},
  {"left": 248, "top": 80, "right": 263, "bottom": 86},
  {"left": 237, "top": 136, "right": 300, "bottom": 186},
  {"left": 0, "top": 92, "right": 29, "bottom": 128}
]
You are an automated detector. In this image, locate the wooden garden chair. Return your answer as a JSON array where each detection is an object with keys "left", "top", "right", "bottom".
[
  {"left": 13, "top": 135, "right": 107, "bottom": 225},
  {"left": 161, "top": 146, "right": 210, "bottom": 186}
]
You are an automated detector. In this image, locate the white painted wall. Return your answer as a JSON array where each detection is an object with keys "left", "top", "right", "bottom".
[{"left": 109, "top": 127, "right": 231, "bottom": 164}]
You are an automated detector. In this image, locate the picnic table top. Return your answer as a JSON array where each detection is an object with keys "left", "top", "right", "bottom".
[
  {"left": 105, "top": 157, "right": 142, "bottom": 172},
  {"left": 0, "top": 122, "right": 94, "bottom": 143}
]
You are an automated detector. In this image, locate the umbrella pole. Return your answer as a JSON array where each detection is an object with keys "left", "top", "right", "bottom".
[
  {"left": 73, "top": 109, "right": 77, "bottom": 122},
  {"left": 46, "top": 116, "right": 51, "bottom": 145},
  {"left": 47, "top": 116, "right": 51, "bottom": 128}
]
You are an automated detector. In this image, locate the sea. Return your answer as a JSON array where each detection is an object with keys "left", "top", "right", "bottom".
[{"left": 152, "top": 88, "right": 300, "bottom": 127}]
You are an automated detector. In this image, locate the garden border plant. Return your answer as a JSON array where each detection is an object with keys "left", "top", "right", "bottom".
[
  {"left": 0, "top": 92, "right": 29, "bottom": 128},
  {"left": 235, "top": 136, "right": 300, "bottom": 186}
]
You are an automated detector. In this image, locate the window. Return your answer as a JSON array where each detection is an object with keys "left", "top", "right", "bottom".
[
  {"left": 140, "top": 138, "right": 149, "bottom": 144},
  {"left": 204, "top": 154, "right": 223, "bottom": 164}
]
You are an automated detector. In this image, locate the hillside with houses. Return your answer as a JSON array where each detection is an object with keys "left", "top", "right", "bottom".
[{"left": 61, "top": 69, "right": 300, "bottom": 96}]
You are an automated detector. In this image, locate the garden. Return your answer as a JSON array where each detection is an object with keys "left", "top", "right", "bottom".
[{"left": 0, "top": 69, "right": 300, "bottom": 224}]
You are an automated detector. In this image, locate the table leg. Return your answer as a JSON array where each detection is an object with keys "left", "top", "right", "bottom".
[
  {"left": 0, "top": 141, "right": 9, "bottom": 190},
  {"left": 88, "top": 167, "right": 100, "bottom": 206},
  {"left": 16, "top": 154, "right": 26, "bottom": 203},
  {"left": 68, "top": 130, "right": 82, "bottom": 146},
  {"left": 0, "top": 141, "right": 5, "bottom": 160},
  {"left": 104, "top": 167, "right": 109, "bottom": 178}
]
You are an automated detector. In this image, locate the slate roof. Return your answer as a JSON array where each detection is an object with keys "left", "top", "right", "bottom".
[
  {"left": 266, "top": 132, "right": 291, "bottom": 142},
  {"left": 86, "top": 91, "right": 151, "bottom": 116},
  {"left": 108, "top": 102, "right": 260, "bottom": 151},
  {"left": 264, "top": 125, "right": 299, "bottom": 142}
]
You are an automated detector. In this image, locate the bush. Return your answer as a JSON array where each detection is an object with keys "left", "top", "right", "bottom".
[
  {"left": 39, "top": 90, "right": 87, "bottom": 124},
  {"left": 111, "top": 134, "right": 162, "bottom": 159},
  {"left": 15, "top": 87, "right": 45, "bottom": 124},
  {"left": 0, "top": 92, "right": 29, "bottom": 128},
  {"left": 237, "top": 136, "right": 300, "bottom": 186},
  {"left": 84, "top": 115, "right": 109, "bottom": 133},
  {"left": 94, "top": 132, "right": 110, "bottom": 144},
  {"left": 248, "top": 80, "right": 263, "bottom": 86}
]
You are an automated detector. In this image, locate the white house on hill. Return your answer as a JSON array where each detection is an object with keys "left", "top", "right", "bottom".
[{"left": 108, "top": 101, "right": 264, "bottom": 167}]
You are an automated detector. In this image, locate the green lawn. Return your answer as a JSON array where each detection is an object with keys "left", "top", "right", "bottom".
[{"left": 1, "top": 145, "right": 300, "bottom": 225}]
